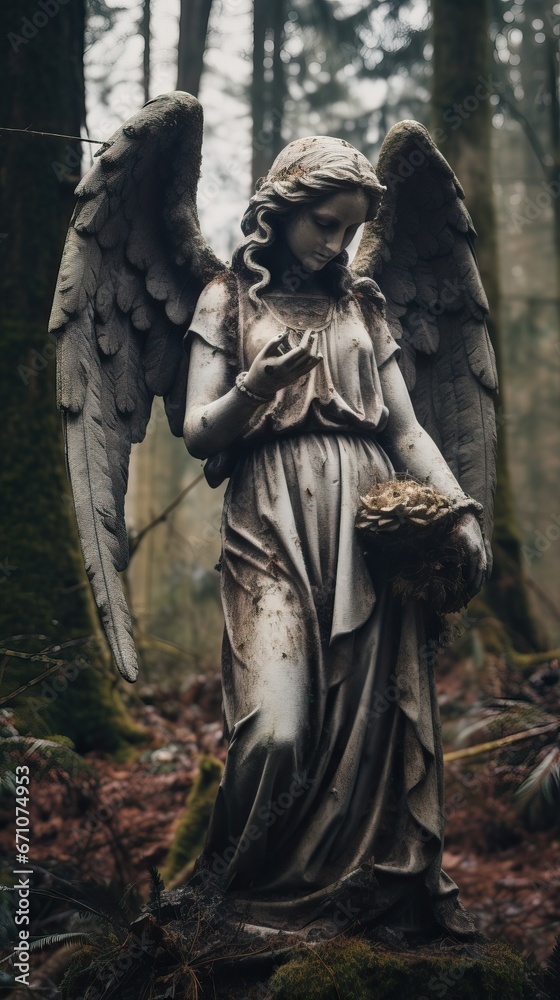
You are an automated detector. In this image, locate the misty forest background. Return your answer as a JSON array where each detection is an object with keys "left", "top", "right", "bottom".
[{"left": 1, "top": 0, "right": 560, "bottom": 993}]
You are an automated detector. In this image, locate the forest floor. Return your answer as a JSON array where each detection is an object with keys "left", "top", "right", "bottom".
[{"left": 1, "top": 648, "right": 559, "bottom": 994}]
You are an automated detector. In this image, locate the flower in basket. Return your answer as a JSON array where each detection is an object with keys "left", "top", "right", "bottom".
[{"left": 356, "top": 479, "right": 484, "bottom": 613}]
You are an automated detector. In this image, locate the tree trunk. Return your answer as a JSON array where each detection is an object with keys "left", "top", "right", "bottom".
[
  {"left": 140, "top": 0, "right": 151, "bottom": 103},
  {"left": 251, "top": 0, "right": 269, "bottom": 187},
  {"left": 270, "top": 0, "right": 286, "bottom": 162},
  {"left": 431, "top": 0, "right": 542, "bottom": 650},
  {"left": 544, "top": 22, "right": 560, "bottom": 334},
  {"left": 128, "top": 0, "right": 213, "bottom": 663},
  {"left": 177, "top": 0, "right": 213, "bottom": 97},
  {"left": 251, "top": 0, "right": 287, "bottom": 189},
  {"left": 0, "top": 0, "right": 145, "bottom": 751}
]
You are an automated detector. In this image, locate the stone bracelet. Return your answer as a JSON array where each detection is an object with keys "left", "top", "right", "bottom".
[
  {"left": 234, "top": 371, "right": 274, "bottom": 404},
  {"left": 450, "top": 495, "right": 485, "bottom": 525}
]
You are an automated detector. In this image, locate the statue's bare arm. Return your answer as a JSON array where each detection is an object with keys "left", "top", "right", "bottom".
[
  {"left": 377, "top": 355, "right": 487, "bottom": 590},
  {"left": 184, "top": 330, "right": 320, "bottom": 459},
  {"left": 184, "top": 335, "right": 259, "bottom": 459}
]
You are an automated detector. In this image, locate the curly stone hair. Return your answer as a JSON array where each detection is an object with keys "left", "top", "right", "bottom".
[{"left": 232, "top": 135, "right": 386, "bottom": 302}]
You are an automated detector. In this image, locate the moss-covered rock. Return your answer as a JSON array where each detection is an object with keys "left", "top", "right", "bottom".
[
  {"left": 163, "top": 754, "right": 224, "bottom": 884},
  {"left": 60, "top": 944, "right": 103, "bottom": 1000},
  {"left": 269, "top": 937, "right": 538, "bottom": 1000},
  {"left": 61, "top": 901, "right": 557, "bottom": 1000}
]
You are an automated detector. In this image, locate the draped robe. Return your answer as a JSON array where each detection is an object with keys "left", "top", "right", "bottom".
[{"left": 185, "top": 273, "right": 459, "bottom": 936}]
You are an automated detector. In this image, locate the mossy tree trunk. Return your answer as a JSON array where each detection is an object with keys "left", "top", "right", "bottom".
[
  {"left": 0, "top": 0, "right": 144, "bottom": 752},
  {"left": 431, "top": 0, "right": 543, "bottom": 650}
]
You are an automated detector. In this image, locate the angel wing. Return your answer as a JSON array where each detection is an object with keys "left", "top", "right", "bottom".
[
  {"left": 50, "top": 92, "right": 226, "bottom": 682},
  {"left": 353, "top": 121, "right": 497, "bottom": 563}
]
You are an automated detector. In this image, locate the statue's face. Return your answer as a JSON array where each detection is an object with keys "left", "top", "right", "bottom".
[{"left": 283, "top": 188, "right": 369, "bottom": 274}]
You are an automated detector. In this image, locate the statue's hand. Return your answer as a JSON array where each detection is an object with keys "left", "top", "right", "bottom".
[
  {"left": 454, "top": 512, "right": 488, "bottom": 597},
  {"left": 245, "top": 330, "right": 322, "bottom": 399}
]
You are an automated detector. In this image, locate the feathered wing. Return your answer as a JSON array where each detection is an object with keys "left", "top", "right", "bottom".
[
  {"left": 50, "top": 92, "right": 226, "bottom": 681},
  {"left": 353, "top": 120, "right": 497, "bottom": 565}
]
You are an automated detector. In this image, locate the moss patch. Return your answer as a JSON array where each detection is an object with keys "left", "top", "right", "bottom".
[
  {"left": 269, "top": 937, "right": 537, "bottom": 1000},
  {"left": 163, "top": 754, "right": 223, "bottom": 884}
]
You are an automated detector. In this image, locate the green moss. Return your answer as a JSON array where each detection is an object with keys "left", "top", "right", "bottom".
[
  {"left": 269, "top": 938, "right": 535, "bottom": 1000},
  {"left": 163, "top": 754, "right": 223, "bottom": 883},
  {"left": 271, "top": 938, "right": 395, "bottom": 1000},
  {"left": 60, "top": 944, "right": 102, "bottom": 1000}
]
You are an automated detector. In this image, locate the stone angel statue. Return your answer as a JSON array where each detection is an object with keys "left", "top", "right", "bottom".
[{"left": 50, "top": 93, "right": 497, "bottom": 941}]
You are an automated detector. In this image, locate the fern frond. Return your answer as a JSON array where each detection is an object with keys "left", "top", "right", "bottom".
[
  {"left": 515, "top": 747, "right": 560, "bottom": 815},
  {"left": 29, "top": 931, "right": 96, "bottom": 952},
  {"left": 0, "top": 768, "right": 16, "bottom": 794},
  {"left": 149, "top": 867, "right": 165, "bottom": 914},
  {"left": 34, "top": 888, "right": 112, "bottom": 926},
  {"left": 116, "top": 882, "right": 141, "bottom": 924},
  {"left": 35, "top": 874, "right": 142, "bottom": 943},
  {"left": 0, "top": 734, "right": 92, "bottom": 785},
  {"left": 543, "top": 932, "right": 560, "bottom": 998}
]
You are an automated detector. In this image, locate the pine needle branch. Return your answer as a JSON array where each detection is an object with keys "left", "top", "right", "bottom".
[{"left": 444, "top": 722, "right": 559, "bottom": 762}]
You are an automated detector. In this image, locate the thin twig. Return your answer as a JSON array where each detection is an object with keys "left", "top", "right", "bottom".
[
  {"left": 493, "top": 540, "right": 560, "bottom": 625},
  {"left": 0, "top": 642, "right": 91, "bottom": 707},
  {"left": 0, "top": 635, "right": 92, "bottom": 705},
  {"left": 135, "top": 629, "right": 197, "bottom": 661},
  {"left": 495, "top": 93, "right": 549, "bottom": 179},
  {"left": 0, "top": 126, "right": 102, "bottom": 144},
  {"left": 128, "top": 472, "right": 205, "bottom": 558}
]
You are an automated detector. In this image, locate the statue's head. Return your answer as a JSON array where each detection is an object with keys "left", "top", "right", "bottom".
[{"left": 233, "top": 136, "right": 385, "bottom": 301}]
